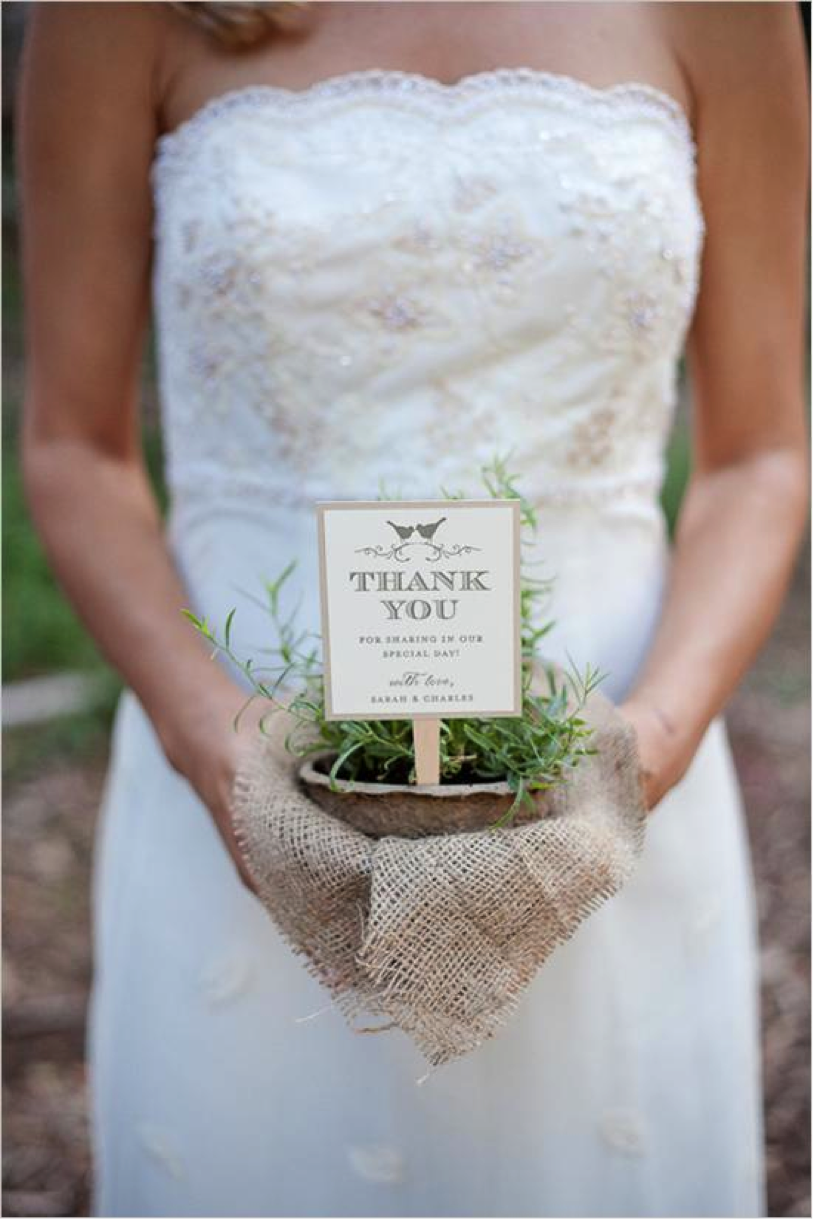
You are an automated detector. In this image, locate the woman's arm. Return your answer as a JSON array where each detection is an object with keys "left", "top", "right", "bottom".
[
  {"left": 620, "top": 3, "right": 809, "bottom": 808},
  {"left": 18, "top": 3, "right": 257, "bottom": 887}
]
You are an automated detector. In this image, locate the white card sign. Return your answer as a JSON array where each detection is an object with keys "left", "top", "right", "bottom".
[{"left": 316, "top": 499, "right": 521, "bottom": 721}]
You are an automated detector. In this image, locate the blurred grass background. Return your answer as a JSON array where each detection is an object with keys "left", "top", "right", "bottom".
[
  {"left": 1, "top": 240, "right": 692, "bottom": 689},
  {"left": 1, "top": 4, "right": 808, "bottom": 1217},
  {"left": 1, "top": 230, "right": 693, "bottom": 685},
  {"left": 2, "top": 123, "right": 693, "bottom": 763},
  {"left": 2, "top": 88, "right": 168, "bottom": 769},
  {"left": 0, "top": 0, "right": 692, "bottom": 697}
]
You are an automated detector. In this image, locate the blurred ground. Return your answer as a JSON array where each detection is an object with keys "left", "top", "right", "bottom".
[
  {"left": 727, "top": 546, "right": 811, "bottom": 1218},
  {"left": 2, "top": 8, "right": 809, "bottom": 1215},
  {"left": 2, "top": 545, "right": 810, "bottom": 1218}
]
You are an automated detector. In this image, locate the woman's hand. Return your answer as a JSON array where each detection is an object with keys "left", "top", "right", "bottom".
[
  {"left": 163, "top": 683, "right": 277, "bottom": 896},
  {"left": 616, "top": 698, "right": 697, "bottom": 813}
]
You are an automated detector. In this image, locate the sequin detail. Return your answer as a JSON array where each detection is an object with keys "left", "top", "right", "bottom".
[
  {"left": 153, "top": 67, "right": 697, "bottom": 166},
  {"left": 199, "top": 950, "right": 256, "bottom": 1006},
  {"left": 347, "top": 1143, "right": 406, "bottom": 1184},
  {"left": 599, "top": 1108, "right": 648, "bottom": 1157},
  {"left": 151, "top": 65, "right": 704, "bottom": 514},
  {"left": 136, "top": 1123, "right": 187, "bottom": 1180}
]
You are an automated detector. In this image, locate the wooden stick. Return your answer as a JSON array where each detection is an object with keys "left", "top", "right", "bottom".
[{"left": 413, "top": 717, "right": 441, "bottom": 785}]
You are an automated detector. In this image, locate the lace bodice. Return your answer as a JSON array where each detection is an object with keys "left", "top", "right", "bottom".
[{"left": 151, "top": 66, "right": 704, "bottom": 520}]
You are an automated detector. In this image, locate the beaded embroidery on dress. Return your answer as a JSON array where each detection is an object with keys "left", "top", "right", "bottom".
[
  {"left": 88, "top": 68, "right": 765, "bottom": 1219},
  {"left": 151, "top": 67, "right": 704, "bottom": 517}
]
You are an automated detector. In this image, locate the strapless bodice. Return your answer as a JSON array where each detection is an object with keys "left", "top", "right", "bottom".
[
  {"left": 151, "top": 67, "right": 703, "bottom": 522},
  {"left": 149, "top": 67, "right": 705, "bottom": 699}
]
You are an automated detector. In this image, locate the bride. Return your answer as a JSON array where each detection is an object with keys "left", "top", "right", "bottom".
[{"left": 18, "top": 2, "right": 808, "bottom": 1216}]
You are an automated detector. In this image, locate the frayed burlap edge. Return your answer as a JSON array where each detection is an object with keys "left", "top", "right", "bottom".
[{"left": 231, "top": 672, "right": 647, "bottom": 1068}]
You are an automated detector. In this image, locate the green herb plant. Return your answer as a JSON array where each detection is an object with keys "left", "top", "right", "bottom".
[{"left": 183, "top": 457, "right": 603, "bottom": 824}]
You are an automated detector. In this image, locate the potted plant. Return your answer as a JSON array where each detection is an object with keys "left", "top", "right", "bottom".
[{"left": 184, "top": 458, "right": 602, "bottom": 837}]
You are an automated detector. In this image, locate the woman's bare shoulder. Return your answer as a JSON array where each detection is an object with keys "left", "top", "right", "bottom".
[
  {"left": 662, "top": 2, "right": 807, "bottom": 110},
  {"left": 22, "top": 2, "right": 176, "bottom": 125},
  {"left": 18, "top": 3, "right": 182, "bottom": 213},
  {"left": 26, "top": 1, "right": 170, "bottom": 59}
]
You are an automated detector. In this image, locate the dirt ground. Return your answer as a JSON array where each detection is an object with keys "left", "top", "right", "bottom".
[{"left": 2, "top": 556, "right": 810, "bottom": 1218}]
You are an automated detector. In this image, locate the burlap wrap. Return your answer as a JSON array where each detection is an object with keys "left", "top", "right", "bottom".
[{"left": 231, "top": 678, "right": 647, "bottom": 1068}]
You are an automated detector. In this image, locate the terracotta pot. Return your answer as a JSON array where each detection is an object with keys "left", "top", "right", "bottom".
[{"left": 298, "top": 751, "right": 552, "bottom": 838}]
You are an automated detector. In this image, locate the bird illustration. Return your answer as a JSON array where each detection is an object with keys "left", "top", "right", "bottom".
[
  {"left": 387, "top": 520, "right": 416, "bottom": 541},
  {"left": 415, "top": 517, "right": 447, "bottom": 540}
]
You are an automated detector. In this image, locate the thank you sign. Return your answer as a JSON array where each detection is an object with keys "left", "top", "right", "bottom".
[{"left": 316, "top": 499, "right": 521, "bottom": 725}]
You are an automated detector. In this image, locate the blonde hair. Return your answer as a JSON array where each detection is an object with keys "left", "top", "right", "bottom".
[{"left": 168, "top": 2, "right": 312, "bottom": 49}]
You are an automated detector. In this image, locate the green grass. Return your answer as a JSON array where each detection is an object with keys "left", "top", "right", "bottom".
[
  {"left": 3, "top": 450, "right": 104, "bottom": 678},
  {"left": 3, "top": 424, "right": 167, "bottom": 681},
  {"left": 3, "top": 418, "right": 690, "bottom": 683},
  {"left": 2, "top": 422, "right": 691, "bottom": 773},
  {"left": 660, "top": 420, "right": 691, "bottom": 536},
  {"left": 2, "top": 421, "right": 165, "bottom": 776},
  {"left": 2, "top": 685, "right": 122, "bottom": 785}
]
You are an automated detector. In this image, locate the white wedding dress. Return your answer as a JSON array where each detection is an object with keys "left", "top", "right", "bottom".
[{"left": 87, "top": 68, "right": 766, "bottom": 1218}]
